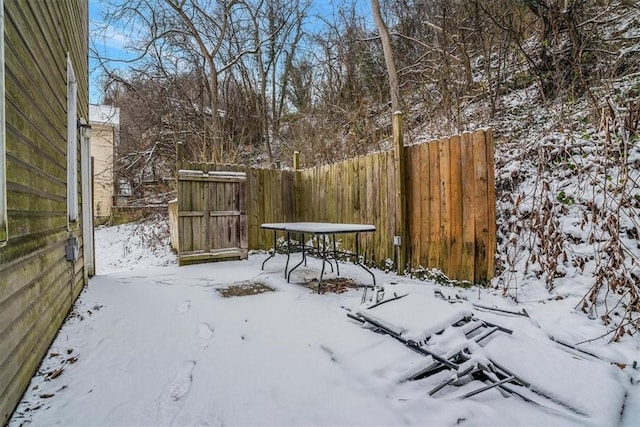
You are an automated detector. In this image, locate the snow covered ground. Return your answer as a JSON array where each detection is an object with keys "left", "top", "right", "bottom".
[{"left": 8, "top": 218, "right": 640, "bottom": 426}]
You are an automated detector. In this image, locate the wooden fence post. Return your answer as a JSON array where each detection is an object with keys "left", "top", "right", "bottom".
[
  {"left": 393, "top": 111, "right": 407, "bottom": 275},
  {"left": 293, "top": 151, "right": 300, "bottom": 171}
]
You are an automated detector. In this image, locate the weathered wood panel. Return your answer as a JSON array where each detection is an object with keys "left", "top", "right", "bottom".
[
  {"left": 460, "top": 131, "right": 478, "bottom": 281},
  {"left": 176, "top": 171, "right": 247, "bottom": 265},
  {"left": 400, "top": 130, "right": 496, "bottom": 282},
  {"left": 298, "top": 130, "right": 496, "bottom": 281},
  {"left": 177, "top": 162, "right": 295, "bottom": 252},
  {"left": 0, "top": 1, "right": 89, "bottom": 423},
  {"left": 448, "top": 135, "right": 463, "bottom": 277},
  {"left": 485, "top": 128, "right": 497, "bottom": 282},
  {"left": 173, "top": 130, "right": 496, "bottom": 283},
  {"left": 472, "top": 130, "right": 490, "bottom": 283}
]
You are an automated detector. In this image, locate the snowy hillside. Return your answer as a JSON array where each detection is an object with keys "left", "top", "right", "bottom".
[{"left": 487, "top": 88, "right": 640, "bottom": 342}]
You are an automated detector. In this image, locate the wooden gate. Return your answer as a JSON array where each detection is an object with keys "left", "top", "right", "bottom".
[{"left": 177, "top": 170, "right": 248, "bottom": 265}]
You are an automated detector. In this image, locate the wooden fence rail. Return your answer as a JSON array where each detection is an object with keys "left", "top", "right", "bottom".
[{"left": 173, "top": 128, "right": 495, "bottom": 283}]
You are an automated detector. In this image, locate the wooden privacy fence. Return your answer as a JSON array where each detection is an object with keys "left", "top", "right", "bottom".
[
  {"left": 174, "top": 157, "right": 295, "bottom": 251},
  {"left": 294, "top": 152, "right": 397, "bottom": 270},
  {"left": 294, "top": 129, "right": 495, "bottom": 283},
  {"left": 405, "top": 130, "right": 496, "bottom": 283},
  {"left": 172, "top": 128, "right": 495, "bottom": 283}
]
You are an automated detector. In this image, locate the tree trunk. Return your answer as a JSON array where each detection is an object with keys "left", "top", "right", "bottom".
[{"left": 371, "top": 0, "right": 401, "bottom": 112}]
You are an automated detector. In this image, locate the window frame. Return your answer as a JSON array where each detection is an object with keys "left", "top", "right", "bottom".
[{"left": 67, "top": 54, "right": 78, "bottom": 225}]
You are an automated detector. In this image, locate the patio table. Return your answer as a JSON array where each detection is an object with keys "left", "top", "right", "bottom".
[{"left": 260, "top": 222, "right": 377, "bottom": 292}]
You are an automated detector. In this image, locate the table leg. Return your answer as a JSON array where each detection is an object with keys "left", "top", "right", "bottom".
[
  {"left": 318, "top": 233, "right": 327, "bottom": 293},
  {"left": 284, "top": 231, "right": 291, "bottom": 279},
  {"left": 333, "top": 234, "right": 340, "bottom": 276},
  {"left": 287, "top": 232, "right": 306, "bottom": 282},
  {"left": 318, "top": 234, "right": 334, "bottom": 273},
  {"left": 354, "top": 233, "right": 376, "bottom": 287},
  {"left": 261, "top": 229, "right": 277, "bottom": 270}
]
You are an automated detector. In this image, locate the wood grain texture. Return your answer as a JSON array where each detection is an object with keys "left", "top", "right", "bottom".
[
  {"left": 448, "top": 135, "right": 463, "bottom": 278},
  {"left": 460, "top": 132, "right": 476, "bottom": 281},
  {"left": 472, "top": 130, "right": 490, "bottom": 282}
]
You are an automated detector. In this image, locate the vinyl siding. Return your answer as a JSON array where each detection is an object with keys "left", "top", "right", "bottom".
[{"left": 0, "top": 1, "right": 89, "bottom": 423}]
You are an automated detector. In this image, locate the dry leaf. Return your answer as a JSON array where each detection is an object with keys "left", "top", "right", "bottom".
[{"left": 46, "top": 368, "right": 64, "bottom": 380}]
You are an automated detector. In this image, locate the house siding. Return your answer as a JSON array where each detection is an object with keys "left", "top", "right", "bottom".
[
  {"left": 0, "top": 1, "right": 88, "bottom": 423},
  {"left": 92, "top": 124, "right": 115, "bottom": 221},
  {"left": 89, "top": 104, "right": 119, "bottom": 223}
]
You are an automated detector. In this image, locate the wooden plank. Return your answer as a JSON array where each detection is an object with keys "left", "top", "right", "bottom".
[
  {"left": 350, "top": 157, "right": 359, "bottom": 250},
  {"left": 419, "top": 143, "right": 430, "bottom": 271},
  {"left": 321, "top": 165, "right": 328, "bottom": 222},
  {"left": 179, "top": 179, "right": 191, "bottom": 252},
  {"left": 258, "top": 169, "right": 266, "bottom": 247},
  {"left": 392, "top": 112, "right": 407, "bottom": 274},
  {"left": 285, "top": 171, "right": 295, "bottom": 222},
  {"left": 328, "top": 163, "right": 334, "bottom": 224},
  {"left": 460, "top": 132, "right": 476, "bottom": 282},
  {"left": 373, "top": 155, "right": 380, "bottom": 263},
  {"left": 386, "top": 150, "right": 396, "bottom": 265},
  {"left": 248, "top": 168, "right": 258, "bottom": 248},
  {"left": 407, "top": 145, "right": 421, "bottom": 270},
  {"left": 179, "top": 211, "right": 206, "bottom": 217},
  {"left": 438, "top": 137, "right": 452, "bottom": 277},
  {"left": 249, "top": 168, "right": 259, "bottom": 248},
  {"left": 367, "top": 155, "right": 376, "bottom": 262},
  {"left": 329, "top": 164, "right": 335, "bottom": 223},
  {"left": 345, "top": 158, "right": 355, "bottom": 250},
  {"left": 193, "top": 180, "right": 205, "bottom": 253},
  {"left": 295, "top": 170, "right": 304, "bottom": 222},
  {"left": 276, "top": 169, "right": 283, "bottom": 222},
  {"left": 239, "top": 180, "right": 248, "bottom": 252},
  {"left": 448, "top": 135, "right": 463, "bottom": 280},
  {"left": 485, "top": 128, "right": 497, "bottom": 280},
  {"left": 428, "top": 141, "right": 441, "bottom": 270},
  {"left": 372, "top": 153, "right": 380, "bottom": 262},
  {"left": 472, "top": 130, "right": 490, "bottom": 283},
  {"left": 316, "top": 165, "right": 322, "bottom": 222},
  {"left": 404, "top": 146, "right": 413, "bottom": 268},
  {"left": 338, "top": 162, "right": 344, "bottom": 223}
]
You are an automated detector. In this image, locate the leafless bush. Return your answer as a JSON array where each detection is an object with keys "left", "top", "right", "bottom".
[
  {"left": 123, "top": 213, "right": 171, "bottom": 256},
  {"left": 577, "top": 105, "right": 640, "bottom": 341},
  {"left": 497, "top": 98, "right": 640, "bottom": 340}
]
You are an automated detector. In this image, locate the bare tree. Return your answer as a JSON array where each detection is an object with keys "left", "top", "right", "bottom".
[
  {"left": 371, "top": 0, "right": 401, "bottom": 112},
  {"left": 96, "top": 0, "right": 306, "bottom": 164}
]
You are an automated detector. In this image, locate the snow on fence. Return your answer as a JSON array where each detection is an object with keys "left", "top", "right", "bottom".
[{"left": 172, "top": 128, "right": 495, "bottom": 282}]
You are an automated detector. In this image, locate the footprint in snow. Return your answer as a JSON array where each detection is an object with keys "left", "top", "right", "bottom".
[
  {"left": 198, "top": 323, "right": 215, "bottom": 339},
  {"left": 177, "top": 300, "right": 191, "bottom": 313},
  {"left": 168, "top": 361, "right": 196, "bottom": 401},
  {"left": 157, "top": 361, "right": 196, "bottom": 423}
]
